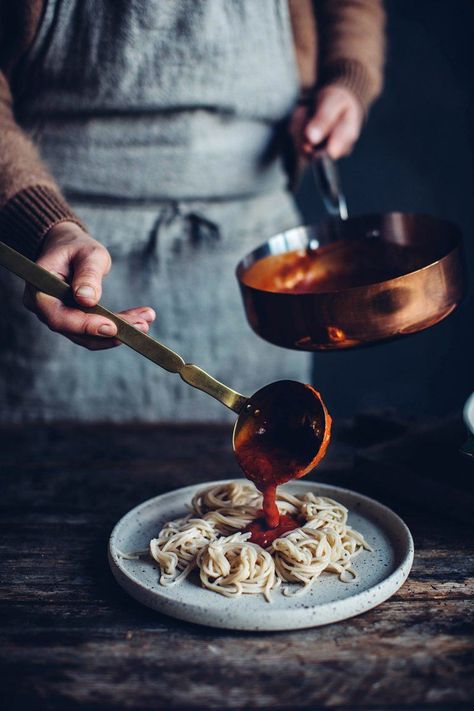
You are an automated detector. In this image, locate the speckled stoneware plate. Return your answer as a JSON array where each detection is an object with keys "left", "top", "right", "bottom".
[{"left": 109, "top": 479, "right": 414, "bottom": 631}]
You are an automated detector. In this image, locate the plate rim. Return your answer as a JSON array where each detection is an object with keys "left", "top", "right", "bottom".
[{"left": 109, "top": 479, "right": 414, "bottom": 631}]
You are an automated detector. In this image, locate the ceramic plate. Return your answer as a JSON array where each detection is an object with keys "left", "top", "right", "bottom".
[{"left": 109, "top": 480, "right": 414, "bottom": 631}]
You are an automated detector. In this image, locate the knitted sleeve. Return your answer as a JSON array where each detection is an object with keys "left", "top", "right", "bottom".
[
  {"left": 0, "top": 73, "right": 86, "bottom": 259},
  {"left": 0, "top": 2, "right": 86, "bottom": 259},
  {"left": 315, "top": 0, "right": 386, "bottom": 114}
]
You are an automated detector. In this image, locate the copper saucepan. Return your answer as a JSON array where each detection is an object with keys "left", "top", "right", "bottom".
[{"left": 236, "top": 155, "right": 466, "bottom": 351}]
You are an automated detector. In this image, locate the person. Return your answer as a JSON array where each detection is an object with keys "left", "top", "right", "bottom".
[{"left": 0, "top": 1, "right": 385, "bottom": 423}]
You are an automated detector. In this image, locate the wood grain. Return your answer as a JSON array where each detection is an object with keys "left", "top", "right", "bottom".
[{"left": 0, "top": 423, "right": 473, "bottom": 711}]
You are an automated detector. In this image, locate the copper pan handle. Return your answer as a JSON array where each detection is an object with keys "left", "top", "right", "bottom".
[{"left": 311, "top": 150, "right": 348, "bottom": 221}]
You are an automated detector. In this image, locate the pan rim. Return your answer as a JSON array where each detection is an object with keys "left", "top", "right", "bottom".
[{"left": 235, "top": 211, "right": 463, "bottom": 298}]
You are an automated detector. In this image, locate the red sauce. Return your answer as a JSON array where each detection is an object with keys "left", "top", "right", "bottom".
[
  {"left": 244, "top": 512, "right": 300, "bottom": 548},
  {"left": 236, "top": 438, "right": 312, "bottom": 529},
  {"left": 234, "top": 382, "right": 332, "bottom": 533},
  {"left": 241, "top": 240, "right": 428, "bottom": 295}
]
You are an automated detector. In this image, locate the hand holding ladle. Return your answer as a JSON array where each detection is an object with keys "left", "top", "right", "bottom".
[{"left": 0, "top": 240, "right": 332, "bottom": 526}]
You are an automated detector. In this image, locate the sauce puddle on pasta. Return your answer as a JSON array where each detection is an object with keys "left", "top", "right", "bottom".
[{"left": 243, "top": 512, "right": 300, "bottom": 547}]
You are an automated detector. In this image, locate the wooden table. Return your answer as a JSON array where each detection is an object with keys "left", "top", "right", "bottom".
[{"left": 1, "top": 422, "right": 473, "bottom": 710}]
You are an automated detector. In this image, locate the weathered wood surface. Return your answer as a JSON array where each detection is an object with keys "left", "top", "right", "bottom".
[
  {"left": 355, "top": 417, "right": 474, "bottom": 524},
  {"left": 0, "top": 422, "right": 473, "bottom": 711}
]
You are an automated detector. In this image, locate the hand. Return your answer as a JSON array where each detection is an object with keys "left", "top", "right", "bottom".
[
  {"left": 23, "top": 221, "right": 156, "bottom": 350},
  {"left": 297, "top": 85, "right": 364, "bottom": 160}
]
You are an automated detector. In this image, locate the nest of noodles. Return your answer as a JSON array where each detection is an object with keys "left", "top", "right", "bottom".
[{"left": 143, "top": 483, "right": 372, "bottom": 602}]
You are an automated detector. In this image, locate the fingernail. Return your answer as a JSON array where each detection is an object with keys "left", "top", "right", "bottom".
[
  {"left": 141, "top": 308, "right": 156, "bottom": 320},
  {"left": 308, "top": 126, "right": 322, "bottom": 144},
  {"left": 98, "top": 324, "right": 116, "bottom": 336},
  {"left": 76, "top": 286, "right": 95, "bottom": 299}
]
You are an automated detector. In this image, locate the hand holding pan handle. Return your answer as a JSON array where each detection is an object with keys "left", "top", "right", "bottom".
[{"left": 311, "top": 145, "right": 348, "bottom": 221}]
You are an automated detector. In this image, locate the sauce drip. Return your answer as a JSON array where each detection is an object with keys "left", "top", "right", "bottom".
[
  {"left": 244, "top": 512, "right": 300, "bottom": 548},
  {"left": 234, "top": 382, "right": 331, "bottom": 532},
  {"left": 236, "top": 416, "right": 320, "bottom": 529}
]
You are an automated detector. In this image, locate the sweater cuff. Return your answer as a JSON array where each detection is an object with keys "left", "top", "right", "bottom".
[
  {"left": 0, "top": 185, "right": 87, "bottom": 260},
  {"left": 318, "top": 59, "right": 379, "bottom": 116}
]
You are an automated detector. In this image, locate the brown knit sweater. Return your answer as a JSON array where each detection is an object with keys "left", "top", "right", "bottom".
[{"left": 0, "top": 0, "right": 385, "bottom": 259}]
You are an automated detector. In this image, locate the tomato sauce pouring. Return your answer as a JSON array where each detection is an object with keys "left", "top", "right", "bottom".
[{"left": 233, "top": 380, "right": 332, "bottom": 541}]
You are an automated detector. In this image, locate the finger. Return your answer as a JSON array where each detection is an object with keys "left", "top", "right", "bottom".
[
  {"left": 71, "top": 247, "right": 111, "bottom": 307},
  {"left": 67, "top": 334, "right": 122, "bottom": 351},
  {"left": 26, "top": 282, "right": 155, "bottom": 327},
  {"left": 304, "top": 95, "right": 346, "bottom": 149},
  {"left": 290, "top": 104, "right": 311, "bottom": 156},
  {"left": 33, "top": 291, "right": 118, "bottom": 337},
  {"left": 33, "top": 292, "right": 155, "bottom": 345},
  {"left": 66, "top": 318, "right": 151, "bottom": 351},
  {"left": 29, "top": 288, "right": 155, "bottom": 336},
  {"left": 35, "top": 253, "right": 70, "bottom": 282},
  {"left": 326, "top": 110, "right": 361, "bottom": 160},
  {"left": 117, "top": 306, "right": 156, "bottom": 324}
]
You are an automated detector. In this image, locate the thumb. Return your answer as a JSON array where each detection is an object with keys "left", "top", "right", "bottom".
[
  {"left": 71, "top": 247, "right": 110, "bottom": 307},
  {"left": 304, "top": 96, "right": 345, "bottom": 149}
]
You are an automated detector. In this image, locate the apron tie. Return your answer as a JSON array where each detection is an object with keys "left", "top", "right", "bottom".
[
  {"left": 144, "top": 204, "right": 177, "bottom": 260},
  {"left": 187, "top": 211, "right": 221, "bottom": 245},
  {"left": 144, "top": 203, "right": 221, "bottom": 260}
]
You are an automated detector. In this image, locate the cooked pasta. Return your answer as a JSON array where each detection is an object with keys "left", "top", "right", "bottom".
[
  {"left": 196, "top": 532, "right": 280, "bottom": 602},
  {"left": 203, "top": 506, "right": 260, "bottom": 535},
  {"left": 298, "top": 493, "right": 349, "bottom": 527},
  {"left": 191, "top": 481, "right": 261, "bottom": 515},
  {"left": 271, "top": 524, "right": 369, "bottom": 595},
  {"left": 149, "top": 516, "right": 217, "bottom": 585},
  {"left": 143, "top": 481, "right": 372, "bottom": 601}
]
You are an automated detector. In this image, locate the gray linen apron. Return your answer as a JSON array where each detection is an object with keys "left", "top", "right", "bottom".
[{"left": 0, "top": 0, "right": 311, "bottom": 423}]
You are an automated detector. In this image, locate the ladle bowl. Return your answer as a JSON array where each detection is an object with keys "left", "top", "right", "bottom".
[{"left": 233, "top": 380, "right": 332, "bottom": 488}]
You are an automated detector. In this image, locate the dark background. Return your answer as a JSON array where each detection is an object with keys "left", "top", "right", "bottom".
[{"left": 296, "top": 0, "right": 474, "bottom": 420}]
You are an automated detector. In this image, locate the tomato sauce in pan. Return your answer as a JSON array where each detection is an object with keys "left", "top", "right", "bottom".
[{"left": 241, "top": 239, "right": 427, "bottom": 294}]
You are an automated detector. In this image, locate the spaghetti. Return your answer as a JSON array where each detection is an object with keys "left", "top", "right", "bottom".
[
  {"left": 196, "top": 532, "right": 280, "bottom": 603},
  {"left": 149, "top": 515, "right": 217, "bottom": 586},
  {"left": 146, "top": 482, "right": 371, "bottom": 600}
]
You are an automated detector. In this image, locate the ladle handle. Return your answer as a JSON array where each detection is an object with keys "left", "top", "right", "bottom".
[
  {"left": 0, "top": 241, "right": 248, "bottom": 414},
  {"left": 311, "top": 151, "right": 348, "bottom": 221}
]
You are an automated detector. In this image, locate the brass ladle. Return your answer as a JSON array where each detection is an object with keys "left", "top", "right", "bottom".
[{"left": 0, "top": 241, "right": 331, "bottom": 485}]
